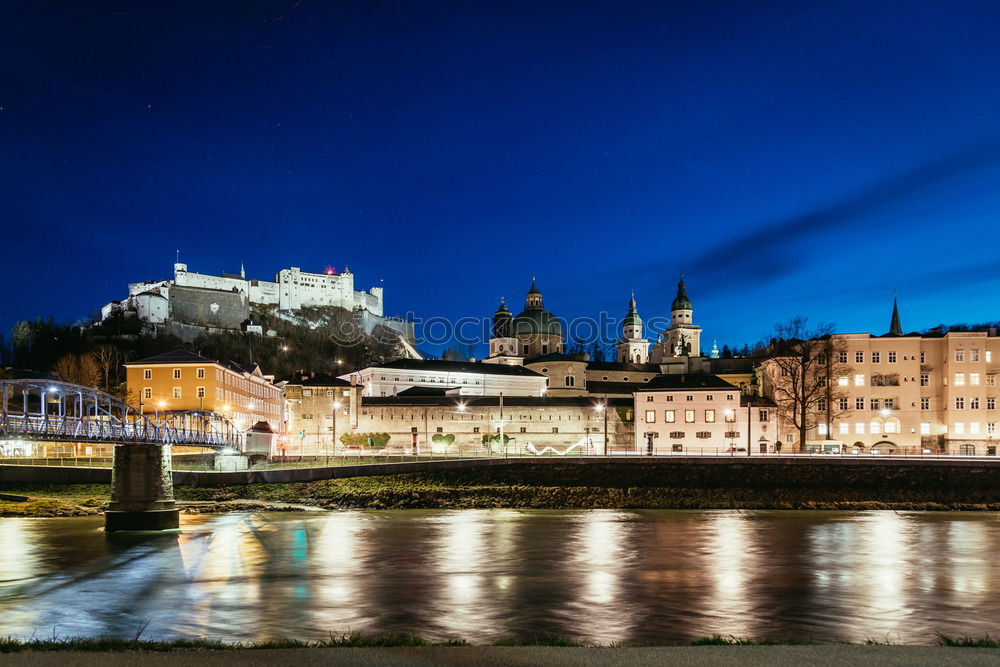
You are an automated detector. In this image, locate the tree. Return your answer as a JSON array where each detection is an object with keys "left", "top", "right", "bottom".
[
  {"left": 761, "top": 317, "right": 850, "bottom": 451},
  {"left": 54, "top": 353, "right": 100, "bottom": 388},
  {"left": 93, "top": 345, "right": 124, "bottom": 395}
]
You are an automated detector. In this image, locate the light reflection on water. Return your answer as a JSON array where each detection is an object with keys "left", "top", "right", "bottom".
[{"left": 1, "top": 510, "right": 999, "bottom": 645}]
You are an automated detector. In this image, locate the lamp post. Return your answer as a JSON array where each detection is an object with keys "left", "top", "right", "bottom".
[
  {"left": 594, "top": 399, "right": 608, "bottom": 456},
  {"left": 724, "top": 408, "right": 735, "bottom": 454},
  {"left": 332, "top": 399, "right": 341, "bottom": 461}
]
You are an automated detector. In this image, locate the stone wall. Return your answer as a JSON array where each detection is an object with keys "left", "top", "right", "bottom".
[{"left": 169, "top": 284, "right": 249, "bottom": 329}]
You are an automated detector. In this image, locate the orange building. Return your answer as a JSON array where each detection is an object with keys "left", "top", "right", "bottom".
[{"left": 125, "top": 349, "right": 283, "bottom": 432}]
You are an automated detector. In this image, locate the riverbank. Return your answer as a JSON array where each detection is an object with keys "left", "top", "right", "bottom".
[{"left": 2, "top": 460, "right": 999, "bottom": 516}]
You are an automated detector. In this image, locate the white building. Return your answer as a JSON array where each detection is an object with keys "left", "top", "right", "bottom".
[
  {"left": 343, "top": 359, "right": 548, "bottom": 397},
  {"left": 634, "top": 374, "right": 779, "bottom": 454}
]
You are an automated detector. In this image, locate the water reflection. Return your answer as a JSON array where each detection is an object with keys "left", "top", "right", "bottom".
[{"left": 1, "top": 510, "right": 999, "bottom": 645}]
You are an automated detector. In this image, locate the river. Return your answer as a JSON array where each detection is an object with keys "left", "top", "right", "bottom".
[{"left": 1, "top": 510, "right": 998, "bottom": 645}]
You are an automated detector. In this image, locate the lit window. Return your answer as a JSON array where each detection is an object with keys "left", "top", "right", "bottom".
[
  {"left": 987, "top": 351, "right": 992, "bottom": 363},
  {"left": 971, "top": 349, "right": 980, "bottom": 362},
  {"left": 920, "top": 422, "right": 931, "bottom": 435},
  {"left": 884, "top": 421, "right": 899, "bottom": 434},
  {"left": 954, "top": 422, "right": 965, "bottom": 435},
  {"left": 971, "top": 373, "right": 980, "bottom": 386},
  {"left": 855, "top": 423, "right": 865, "bottom": 434},
  {"left": 684, "top": 410, "right": 695, "bottom": 423},
  {"left": 173, "top": 387, "right": 182, "bottom": 399},
  {"left": 855, "top": 374, "right": 864, "bottom": 386},
  {"left": 970, "top": 422, "right": 981, "bottom": 434},
  {"left": 870, "top": 422, "right": 881, "bottom": 434},
  {"left": 955, "top": 350, "right": 965, "bottom": 362},
  {"left": 665, "top": 410, "right": 675, "bottom": 423},
  {"left": 839, "top": 423, "right": 849, "bottom": 434},
  {"left": 818, "top": 423, "right": 828, "bottom": 435},
  {"left": 705, "top": 409, "right": 716, "bottom": 423},
  {"left": 838, "top": 377, "right": 849, "bottom": 387},
  {"left": 954, "top": 373, "right": 965, "bottom": 386},
  {"left": 645, "top": 410, "right": 656, "bottom": 423}
]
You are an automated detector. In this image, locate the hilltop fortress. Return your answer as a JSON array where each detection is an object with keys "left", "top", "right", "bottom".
[{"left": 101, "top": 262, "right": 412, "bottom": 342}]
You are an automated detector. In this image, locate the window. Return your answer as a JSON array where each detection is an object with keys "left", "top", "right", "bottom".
[
  {"left": 706, "top": 394, "right": 714, "bottom": 401},
  {"left": 870, "top": 422, "right": 881, "bottom": 434},
  {"left": 552, "top": 427, "right": 559, "bottom": 434},
  {"left": 724, "top": 410, "right": 736, "bottom": 423},
  {"left": 646, "top": 396, "right": 654, "bottom": 402},
  {"left": 839, "top": 423, "right": 849, "bottom": 435},
  {"left": 520, "top": 427, "right": 527, "bottom": 433},
  {"left": 705, "top": 409, "right": 716, "bottom": 423},
  {"left": 920, "top": 351, "right": 926, "bottom": 363},
  {"left": 971, "top": 349, "right": 980, "bottom": 362},
  {"left": 197, "top": 386, "right": 205, "bottom": 398},
  {"left": 817, "top": 375, "right": 827, "bottom": 388},
  {"left": 684, "top": 410, "right": 696, "bottom": 423},
  {"left": 173, "top": 387, "right": 182, "bottom": 399},
  {"left": 564, "top": 375, "right": 575, "bottom": 387},
  {"left": 856, "top": 351, "right": 864, "bottom": 363},
  {"left": 665, "top": 410, "right": 676, "bottom": 423},
  {"left": 816, "top": 353, "right": 827, "bottom": 365},
  {"left": 871, "top": 374, "right": 884, "bottom": 387},
  {"left": 987, "top": 351, "right": 992, "bottom": 363},
  {"left": 888, "top": 351, "right": 896, "bottom": 363},
  {"left": 197, "top": 368, "right": 205, "bottom": 379},
  {"left": 143, "top": 369, "right": 152, "bottom": 380},
  {"left": 665, "top": 395, "right": 674, "bottom": 402},
  {"left": 920, "top": 373, "right": 929, "bottom": 386},
  {"left": 838, "top": 377, "right": 849, "bottom": 387},
  {"left": 870, "top": 399, "right": 879, "bottom": 410},
  {"left": 956, "top": 397, "right": 965, "bottom": 410},
  {"left": 855, "top": 374, "right": 865, "bottom": 387},
  {"left": 971, "top": 373, "right": 980, "bottom": 386},
  {"left": 971, "top": 397, "right": 980, "bottom": 410},
  {"left": 173, "top": 368, "right": 182, "bottom": 379},
  {"left": 696, "top": 431, "right": 712, "bottom": 439},
  {"left": 920, "top": 422, "right": 931, "bottom": 435},
  {"left": 686, "top": 395, "right": 694, "bottom": 401},
  {"left": 473, "top": 427, "right": 480, "bottom": 434},
  {"left": 669, "top": 431, "right": 685, "bottom": 439},
  {"left": 759, "top": 409, "right": 769, "bottom": 422},
  {"left": 726, "top": 394, "right": 734, "bottom": 401},
  {"left": 921, "top": 397, "right": 930, "bottom": 410},
  {"left": 303, "top": 389, "right": 313, "bottom": 397},
  {"left": 855, "top": 423, "right": 865, "bottom": 434},
  {"left": 143, "top": 387, "right": 152, "bottom": 399},
  {"left": 839, "top": 351, "right": 848, "bottom": 364},
  {"left": 988, "top": 423, "right": 996, "bottom": 434},
  {"left": 955, "top": 373, "right": 965, "bottom": 386},
  {"left": 956, "top": 350, "right": 965, "bottom": 362},
  {"left": 884, "top": 398, "right": 896, "bottom": 410},
  {"left": 818, "top": 398, "right": 827, "bottom": 411},
  {"left": 838, "top": 398, "right": 849, "bottom": 411},
  {"left": 988, "top": 398, "right": 996, "bottom": 410},
  {"left": 856, "top": 398, "right": 865, "bottom": 410},
  {"left": 645, "top": 410, "right": 656, "bottom": 423},
  {"left": 872, "top": 352, "right": 880, "bottom": 363},
  {"left": 988, "top": 375, "right": 996, "bottom": 387},
  {"left": 954, "top": 422, "right": 965, "bottom": 435},
  {"left": 970, "top": 422, "right": 981, "bottom": 434},
  {"left": 884, "top": 421, "right": 900, "bottom": 434},
  {"left": 818, "top": 423, "right": 828, "bottom": 435}
]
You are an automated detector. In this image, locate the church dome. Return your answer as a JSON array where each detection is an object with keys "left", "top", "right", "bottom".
[
  {"left": 672, "top": 275, "right": 692, "bottom": 311},
  {"left": 513, "top": 308, "right": 563, "bottom": 337},
  {"left": 492, "top": 298, "right": 512, "bottom": 338}
]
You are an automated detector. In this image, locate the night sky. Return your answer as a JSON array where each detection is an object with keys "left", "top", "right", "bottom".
[{"left": 3, "top": 1, "right": 1000, "bottom": 355}]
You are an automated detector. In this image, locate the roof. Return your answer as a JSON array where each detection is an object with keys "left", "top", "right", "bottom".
[
  {"left": 362, "top": 395, "right": 633, "bottom": 408},
  {"left": 513, "top": 308, "right": 563, "bottom": 336},
  {"left": 585, "top": 381, "right": 649, "bottom": 395},
  {"left": 282, "top": 372, "right": 353, "bottom": 387},
  {"left": 672, "top": 275, "right": 693, "bottom": 311},
  {"left": 640, "top": 373, "right": 737, "bottom": 391},
  {"left": 396, "top": 386, "right": 461, "bottom": 396},
  {"left": 585, "top": 360, "right": 660, "bottom": 373},
  {"left": 127, "top": 349, "right": 215, "bottom": 365},
  {"left": 366, "top": 358, "right": 545, "bottom": 377},
  {"left": 527, "top": 352, "right": 586, "bottom": 364}
]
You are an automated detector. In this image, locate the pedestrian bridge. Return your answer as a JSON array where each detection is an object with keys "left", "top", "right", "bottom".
[{"left": 0, "top": 379, "right": 244, "bottom": 451}]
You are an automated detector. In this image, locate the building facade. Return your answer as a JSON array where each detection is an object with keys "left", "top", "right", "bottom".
[
  {"left": 342, "top": 358, "right": 549, "bottom": 397},
  {"left": 281, "top": 373, "right": 363, "bottom": 456},
  {"left": 124, "top": 349, "right": 283, "bottom": 432}
]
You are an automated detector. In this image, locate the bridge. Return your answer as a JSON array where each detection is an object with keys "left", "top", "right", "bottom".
[{"left": 0, "top": 380, "right": 244, "bottom": 450}]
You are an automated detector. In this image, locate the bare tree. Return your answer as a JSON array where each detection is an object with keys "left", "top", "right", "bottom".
[
  {"left": 54, "top": 353, "right": 100, "bottom": 388},
  {"left": 761, "top": 317, "right": 850, "bottom": 451},
  {"left": 92, "top": 345, "right": 123, "bottom": 394}
]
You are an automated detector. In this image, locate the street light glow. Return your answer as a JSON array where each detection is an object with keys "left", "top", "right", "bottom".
[{"left": 457, "top": 402, "right": 467, "bottom": 412}]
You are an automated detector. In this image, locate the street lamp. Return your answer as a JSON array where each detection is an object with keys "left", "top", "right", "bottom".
[
  {"left": 594, "top": 400, "right": 608, "bottom": 456},
  {"left": 331, "top": 399, "right": 342, "bottom": 462},
  {"left": 724, "top": 409, "right": 735, "bottom": 454}
]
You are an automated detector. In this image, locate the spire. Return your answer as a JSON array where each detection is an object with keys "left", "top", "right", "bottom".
[
  {"left": 889, "top": 293, "right": 903, "bottom": 336},
  {"left": 240, "top": 262, "right": 245, "bottom": 279},
  {"left": 671, "top": 272, "right": 693, "bottom": 311},
  {"left": 711, "top": 339, "right": 720, "bottom": 359},
  {"left": 624, "top": 291, "right": 641, "bottom": 326},
  {"left": 527, "top": 276, "right": 541, "bottom": 295}
]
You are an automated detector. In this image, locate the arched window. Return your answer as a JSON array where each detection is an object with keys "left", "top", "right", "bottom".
[
  {"left": 960, "top": 444, "right": 976, "bottom": 455},
  {"left": 565, "top": 375, "right": 575, "bottom": 387}
]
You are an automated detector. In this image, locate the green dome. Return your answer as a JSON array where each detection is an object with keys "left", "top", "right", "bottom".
[
  {"left": 493, "top": 298, "right": 513, "bottom": 338},
  {"left": 623, "top": 293, "right": 641, "bottom": 327},
  {"left": 672, "top": 276, "right": 692, "bottom": 311},
  {"left": 513, "top": 308, "right": 563, "bottom": 337}
]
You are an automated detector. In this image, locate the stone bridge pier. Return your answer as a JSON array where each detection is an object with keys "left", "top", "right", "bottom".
[{"left": 105, "top": 443, "right": 180, "bottom": 532}]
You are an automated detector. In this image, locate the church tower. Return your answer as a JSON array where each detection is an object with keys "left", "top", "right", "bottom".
[
  {"left": 484, "top": 298, "right": 523, "bottom": 365},
  {"left": 651, "top": 274, "right": 702, "bottom": 362},
  {"left": 616, "top": 292, "right": 649, "bottom": 363},
  {"left": 512, "top": 278, "right": 563, "bottom": 360},
  {"left": 888, "top": 295, "right": 903, "bottom": 336}
]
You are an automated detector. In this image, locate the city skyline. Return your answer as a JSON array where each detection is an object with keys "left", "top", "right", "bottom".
[{"left": 3, "top": 1, "right": 1000, "bottom": 351}]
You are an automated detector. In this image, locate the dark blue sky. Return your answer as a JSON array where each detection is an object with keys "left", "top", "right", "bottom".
[{"left": 3, "top": 1, "right": 1000, "bottom": 354}]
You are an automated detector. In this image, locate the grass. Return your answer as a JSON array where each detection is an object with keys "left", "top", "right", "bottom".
[{"left": 937, "top": 633, "right": 1000, "bottom": 648}]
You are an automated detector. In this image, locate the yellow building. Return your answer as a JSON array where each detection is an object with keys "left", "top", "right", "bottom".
[{"left": 125, "top": 349, "right": 283, "bottom": 432}]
